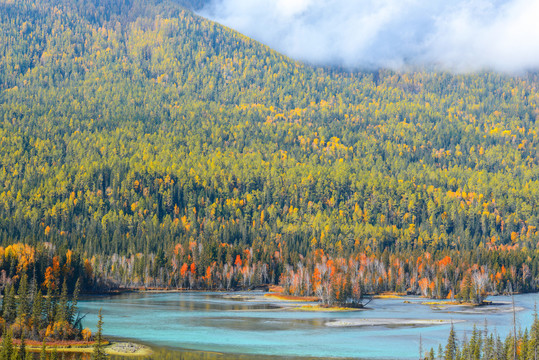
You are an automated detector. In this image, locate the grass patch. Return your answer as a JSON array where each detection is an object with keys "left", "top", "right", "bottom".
[
  {"left": 421, "top": 300, "right": 493, "bottom": 307},
  {"left": 263, "top": 293, "right": 318, "bottom": 302},
  {"left": 22, "top": 340, "right": 152, "bottom": 357},
  {"left": 375, "top": 294, "right": 404, "bottom": 299},
  {"left": 292, "top": 305, "right": 362, "bottom": 312}
]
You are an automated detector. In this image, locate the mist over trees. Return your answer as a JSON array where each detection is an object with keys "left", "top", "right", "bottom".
[{"left": 201, "top": 0, "right": 539, "bottom": 72}]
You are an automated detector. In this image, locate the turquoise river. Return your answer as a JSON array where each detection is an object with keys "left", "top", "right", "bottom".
[{"left": 78, "top": 292, "right": 539, "bottom": 359}]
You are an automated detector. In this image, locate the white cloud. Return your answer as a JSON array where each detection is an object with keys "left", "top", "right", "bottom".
[{"left": 200, "top": 0, "right": 539, "bottom": 72}]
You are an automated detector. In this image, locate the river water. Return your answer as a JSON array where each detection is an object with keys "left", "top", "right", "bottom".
[{"left": 78, "top": 292, "right": 539, "bottom": 359}]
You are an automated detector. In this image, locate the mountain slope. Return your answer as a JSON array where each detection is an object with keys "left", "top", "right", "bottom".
[{"left": 0, "top": 0, "right": 538, "bottom": 295}]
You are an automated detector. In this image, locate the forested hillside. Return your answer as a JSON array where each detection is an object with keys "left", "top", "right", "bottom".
[{"left": 1, "top": 0, "right": 538, "bottom": 302}]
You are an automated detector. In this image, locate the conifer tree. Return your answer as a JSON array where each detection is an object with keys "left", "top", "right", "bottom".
[
  {"left": 522, "top": 329, "right": 529, "bottom": 360},
  {"left": 3, "top": 285, "right": 17, "bottom": 324},
  {"left": 92, "top": 309, "right": 105, "bottom": 360},
  {"left": 1, "top": 326, "right": 14, "bottom": 360},
  {"left": 31, "top": 290, "right": 43, "bottom": 335},
  {"left": 460, "top": 331, "right": 469, "bottom": 360},
  {"left": 484, "top": 334, "right": 495, "bottom": 360},
  {"left": 16, "top": 274, "right": 29, "bottom": 320},
  {"left": 40, "top": 340, "right": 47, "bottom": 360},
  {"left": 68, "top": 279, "right": 81, "bottom": 325},
  {"left": 55, "top": 281, "right": 68, "bottom": 323},
  {"left": 17, "top": 330, "right": 26, "bottom": 360},
  {"left": 506, "top": 334, "right": 516, "bottom": 360},
  {"left": 1, "top": 285, "right": 8, "bottom": 321},
  {"left": 50, "top": 347, "right": 58, "bottom": 360},
  {"left": 8, "top": 258, "right": 16, "bottom": 280},
  {"left": 530, "top": 303, "right": 539, "bottom": 360},
  {"left": 470, "top": 325, "right": 481, "bottom": 360},
  {"left": 495, "top": 334, "right": 504, "bottom": 360},
  {"left": 28, "top": 274, "right": 37, "bottom": 307},
  {"left": 43, "top": 285, "right": 54, "bottom": 325},
  {"left": 444, "top": 323, "right": 457, "bottom": 360}
]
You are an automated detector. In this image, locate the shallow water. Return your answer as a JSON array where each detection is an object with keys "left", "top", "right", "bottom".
[{"left": 78, "top": 292, "right": 539, "bottom": 359}]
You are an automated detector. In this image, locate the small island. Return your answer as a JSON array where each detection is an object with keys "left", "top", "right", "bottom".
[{"left": 263, "top": 285, "right": 367, "bottom": 311}]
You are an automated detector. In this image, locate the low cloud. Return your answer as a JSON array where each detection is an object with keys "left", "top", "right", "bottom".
[{"left": 200, "top": 0, "right": 539, "bottom": 72}]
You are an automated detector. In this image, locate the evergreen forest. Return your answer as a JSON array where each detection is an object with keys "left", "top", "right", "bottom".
[{"left": 0, "top": 0, "right": 538, "bottom": 308}]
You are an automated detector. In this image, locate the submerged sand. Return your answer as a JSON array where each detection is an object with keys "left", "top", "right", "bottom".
[
  {"left": 448, "top": 306, "right": 525, "bottom": 314},
  {"left": 326, "top": 318, "right": 465, "bottom": 327}
]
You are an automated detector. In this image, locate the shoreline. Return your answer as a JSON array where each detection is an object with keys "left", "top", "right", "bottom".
[{"left": 84, "top": 287, "right": 527, "bottom": 300}]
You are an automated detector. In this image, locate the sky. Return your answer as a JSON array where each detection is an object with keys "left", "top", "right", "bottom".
[{"left": 200, "top": 0, "right": 539, "bottom": 72}]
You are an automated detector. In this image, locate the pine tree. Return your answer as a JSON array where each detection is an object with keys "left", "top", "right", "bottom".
[
  {"left": 68, "top": 278, "right": 81, "bottom": 325},
  {"left": 506, "top": 334, "right": 516, "bottom": 360},
  {"left": 1, "top": 326, "right": 14, "bottom": 360},
  {"left": 2, "top": 284, "right": 16, "bottom": 324},
  {"left": 40, "top": 340, "right": 47, "bottom": 360},
  {"left": 28, "top": 273, "right": 37, "bottom": 307},
  {"left": 0, "top": 284, "right": 8, "bottom": 319},
  {"left": 530, "top": 303, "right": 539, "bottom": 360},
  {"left": 17, "top": 330, "right": 26, "bottom": 360},
  {"left": 92, "top": 309, "right": 106, "bottom": 360},
  {"left": 43, "top": 285, "right": 55, "bottom": 325},
  {"left": 460, "top": 331, "right": 469, "bottom": 360},
  {"left": 484, "top": 334, "right": 495, "bottom": 360},
  {"left": 444, "top": 323, "right": 457, "bottom": 360},
  {"left": 522, "top": 329, "right": 529, "bottom": 360},
  {"left": 31, "top": 290, "right": 43, "bottom": 335},
  {"left": 16, "top": 274, "right": 29, "bottom": 320},
  {"left": 495, "top": 334, "right": 504, "bottom": 360},
  {"left": 50, "top": 347, "right": 58, "bottom": 360},
  {"left": 470, "top": 325, "right": 481, "bottom": 360},
  {"left": 55, "top": 280, "right": 68, "bottom": 324},
  {"left": 511, "top": 287, "right": 517, "bottom": 360}
]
